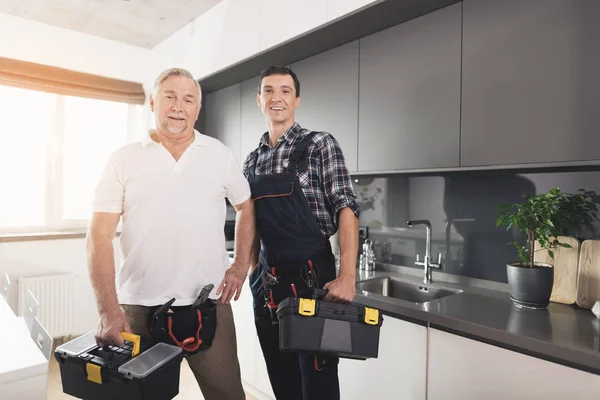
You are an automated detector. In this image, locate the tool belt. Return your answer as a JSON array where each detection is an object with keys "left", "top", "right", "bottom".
[
  {"left": 263, "top": 260, "right": 327, "bottom": 324},
  {"left": 149, "top": 288, "right": 217, "bottom": 356}
]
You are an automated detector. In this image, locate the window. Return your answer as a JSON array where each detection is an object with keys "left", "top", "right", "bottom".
[{"left": 0, "top": 85, "right": 146, "bottom": 233}]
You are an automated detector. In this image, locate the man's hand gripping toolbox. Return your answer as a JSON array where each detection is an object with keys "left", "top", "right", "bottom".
[
  {"left": 276, "top": 288, "right": 384, "bottom": 360},
  {"left": 54, "top": 331, "right": 184, "bottom": 400}
]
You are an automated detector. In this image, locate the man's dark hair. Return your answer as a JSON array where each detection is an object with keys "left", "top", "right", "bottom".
[{"left": 258, "top": 65, "right": 300, "bottom": 97}]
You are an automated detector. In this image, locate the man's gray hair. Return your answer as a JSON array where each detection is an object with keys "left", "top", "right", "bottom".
[{"left": 152, "top": 68, "right": 202, "bottom": 98}]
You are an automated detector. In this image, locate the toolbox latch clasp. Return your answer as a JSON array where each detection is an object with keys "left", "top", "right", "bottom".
[
  {"left": 298, "top": 298, "right": 316, "bottom": 316},
  {"left": 86, "top": 362, "right": 102, "bottom": 384},
  {"left": 364, "top": 307, "right": 379, "bottom": 325}
]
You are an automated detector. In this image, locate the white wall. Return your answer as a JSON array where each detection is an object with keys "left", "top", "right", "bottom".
[
  {"left": 0, "top": 13, "right": 152, "bottom": 86},
  {"left": 148, "top": 0, "right": 378, "bottom": 83},
  {"left": 0, "top": 237, "right": 120, "bottom": 336}
]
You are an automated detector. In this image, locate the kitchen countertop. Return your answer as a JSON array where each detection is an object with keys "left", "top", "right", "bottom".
[{"left": 353, "top": 268, "right": 600, "bottom": 375}]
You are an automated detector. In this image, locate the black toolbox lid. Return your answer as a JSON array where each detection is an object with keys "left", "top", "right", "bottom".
[{"left": 276, "top": 297, "right": 383, "bottom": 326}]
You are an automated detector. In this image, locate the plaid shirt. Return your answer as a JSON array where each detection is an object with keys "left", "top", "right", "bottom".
[{"left": 242, "top": 123, "right": 359, "bottom": 237}]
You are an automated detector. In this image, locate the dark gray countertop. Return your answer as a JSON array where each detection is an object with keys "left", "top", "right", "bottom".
[{"left": 353, "top": 269, "right": 600, "bottom": 375}]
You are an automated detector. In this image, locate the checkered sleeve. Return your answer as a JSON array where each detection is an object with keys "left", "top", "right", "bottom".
[
  {"left": 242, "top": 152, "right": 253, "bottom": 180},
  {"left": 317, "top": 133, "right": 360, "bottom": 222}
]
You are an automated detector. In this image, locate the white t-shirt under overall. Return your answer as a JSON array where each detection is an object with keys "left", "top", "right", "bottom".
[{"left": 92, "top": 130, "right": 251, "bottom": 306}]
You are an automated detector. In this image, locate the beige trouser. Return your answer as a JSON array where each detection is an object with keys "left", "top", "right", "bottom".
[{"left": 121, "top": 302, "right": 245, "bottom": 400}]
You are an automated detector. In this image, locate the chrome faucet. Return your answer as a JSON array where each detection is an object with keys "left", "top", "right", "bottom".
[{"left": 407, "top": 220, "right": 442, "bottom": 284}]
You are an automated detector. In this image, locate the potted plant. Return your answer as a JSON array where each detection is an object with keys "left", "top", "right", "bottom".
[{"left": 496, "top": 187, "right": 599, "bottom": 309}]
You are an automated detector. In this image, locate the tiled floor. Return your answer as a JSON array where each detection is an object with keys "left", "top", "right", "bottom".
[{"left": 47, "top": 338, "right": 257, "bottom": 400}]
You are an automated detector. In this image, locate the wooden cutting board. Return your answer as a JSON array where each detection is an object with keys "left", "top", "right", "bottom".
[
  {"left": 576, "top": 239, "right": 600, "bottom": 309},
  {"left": 534, "top": 236, "right": 580, "bottom": 305}
]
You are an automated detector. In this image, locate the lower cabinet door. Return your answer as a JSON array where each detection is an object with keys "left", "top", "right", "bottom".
[
  {"left": 339, "top": 316, "right": 427, "bottom": 400},
  {"left": 427, "top": 328, "right": 600, "bottom": 400}
]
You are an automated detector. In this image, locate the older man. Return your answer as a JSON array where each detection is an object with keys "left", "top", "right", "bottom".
[{"left": 87, "top": 67, "right": 254, "bottom": 400}]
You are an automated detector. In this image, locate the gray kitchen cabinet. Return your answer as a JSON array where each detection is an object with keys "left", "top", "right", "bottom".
[
  {"left": 292, "top": 41, "right": 359, "bottom": 172},
  {"left": 240, "top": 76, "right": 265, "bottom": 165},
  {"left": 203, "top": 83, "right": 242, "bottom": 162},
  {"left": 357, "top": 3, "right": 461, "bottom": 172},
  {"left": 461, "top": 0, "right": 600, "bottom": 167}
]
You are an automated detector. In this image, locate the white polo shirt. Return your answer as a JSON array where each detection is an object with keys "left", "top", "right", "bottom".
[{"left": 92, "top": 130, "right": 251, "bottom": 306}]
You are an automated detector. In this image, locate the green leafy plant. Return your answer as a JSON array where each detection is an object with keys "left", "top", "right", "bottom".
[{"left": 496, "top": 187, "right": 600, "bottom": 268}]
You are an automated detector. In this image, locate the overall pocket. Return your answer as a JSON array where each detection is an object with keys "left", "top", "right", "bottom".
[{"left": 252, "top": 181, "right": 303, "bottom": 240}]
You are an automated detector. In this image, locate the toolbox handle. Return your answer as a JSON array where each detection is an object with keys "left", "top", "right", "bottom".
[
  {"left": 312, "top": 289, "right": 328, "bottom": 300},
  {"left": 121, "top": 332, "right": 141, "bottom": 357}
]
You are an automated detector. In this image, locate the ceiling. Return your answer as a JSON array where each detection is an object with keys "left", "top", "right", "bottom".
[{"left": 0, "top": 0, "right": 222, "bottom": 48}]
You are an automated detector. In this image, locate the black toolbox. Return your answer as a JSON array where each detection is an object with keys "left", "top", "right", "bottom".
[
  {"left": 276, "top": 293, "right": 383, "bottom": 360},
  {"left": 54, "top": 331, "right": 184, "bottom": 400}
]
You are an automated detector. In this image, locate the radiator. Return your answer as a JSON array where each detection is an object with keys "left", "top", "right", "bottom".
[{"left": 18, "top": 274, "right": 76, "bottom": 338}]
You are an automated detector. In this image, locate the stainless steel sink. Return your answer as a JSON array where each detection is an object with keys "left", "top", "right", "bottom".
[{"left": 356, "top": 276, "right": 462, "bottom": 304}]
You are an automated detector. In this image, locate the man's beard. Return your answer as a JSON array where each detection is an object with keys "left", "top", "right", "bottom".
[{"left": 162, "top": 119, "right": 186, "bottom": 134}]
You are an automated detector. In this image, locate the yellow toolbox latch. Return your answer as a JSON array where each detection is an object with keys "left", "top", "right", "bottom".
[
  {"left": 298, "top": 298, "right": 316, "bottom": 316},
  {"left": 121, "top": 332, "right": 141, "bottom": 356},
  {"left": 86, "top": 362, "right": 102, "bottom": 384},
  {"left": 364, "top": 307, "right": 379, "bottom": 325}
]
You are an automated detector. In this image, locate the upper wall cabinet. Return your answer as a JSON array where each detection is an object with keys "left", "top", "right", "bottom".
[
  {"left": 240, "top": 76, "right": 265, "bottom": 165},
  {"left": 204, "top": 83, "right": 242, "bottom": 162},
  {"left": 461, "top": 0, "right": 600, "bottom": 167},
  {"left": 292, "top": 41, "right": 359, "bottom": 172},
  {"left": 357, "top": 3, "right": 462, "bottom": 172}
]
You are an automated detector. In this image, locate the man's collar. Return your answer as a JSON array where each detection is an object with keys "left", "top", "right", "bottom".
[
  {"left": 141, "top": 130, "right": 155, "bottom": 147},
  {"left": 142, "top": 129, "right": 210, "bottom": 148},
  {"left": 259, "top": 122, "right": 302, "bottom": 148}
]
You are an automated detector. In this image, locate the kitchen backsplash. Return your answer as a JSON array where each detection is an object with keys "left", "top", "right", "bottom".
[{"left": 352, "top": 167, "right": 600, "bottom": 283}]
